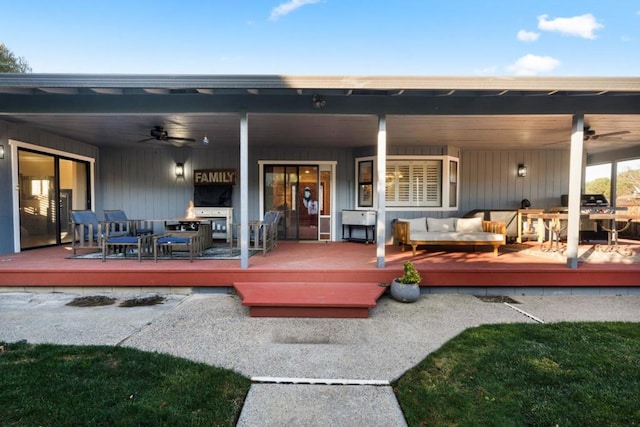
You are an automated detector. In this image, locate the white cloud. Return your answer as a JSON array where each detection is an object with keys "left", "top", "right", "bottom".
[
  {"left": 507, "top": 54, "right": 560, "bottom": 76},
  {"left": 269, "top": 0, "right": 322, "bottom": 21},
  {"left": 537, "top": 13, "right": 603, "bottom": 39},
  {"left": 517, "top": 30, "right": 540, "bottom": 42}
]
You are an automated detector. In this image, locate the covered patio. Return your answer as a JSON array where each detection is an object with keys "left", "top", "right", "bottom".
[{"left": 1, "top": 74, "right": 639, "bottom": 286}]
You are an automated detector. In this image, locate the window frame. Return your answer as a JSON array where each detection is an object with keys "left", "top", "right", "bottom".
[{"left": 354, "top": 155, "right": 459, "bottom": 211}]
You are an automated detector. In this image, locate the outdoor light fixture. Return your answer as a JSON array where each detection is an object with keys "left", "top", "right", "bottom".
[
  {"left": 202, "top": 135, "right": 209, "bottom": 145},
  {"left": 175, "top": 162, "right": 184, "bottom": 177},
  {"left": 0, "top": 145, "right": 4, "bottom": 159},
  {"left": 517, "top": 163, "right": 527, "bottom": 177},
  {"left": 312, "top": 93, "right": 326, "bottom": 108}
]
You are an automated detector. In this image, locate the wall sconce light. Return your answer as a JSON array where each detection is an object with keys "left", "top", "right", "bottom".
[
  {"left": 202, "top": 135, "right": 209, "bottom": 145},
  {"left": 517, "top": 163, "right": 527, "bottom": 177},
  {"left": 0, "top": 145, "right": 4, "bottom": 159},
  {"left": 175, "top": 162, "right": 184, "bottom": 177}
]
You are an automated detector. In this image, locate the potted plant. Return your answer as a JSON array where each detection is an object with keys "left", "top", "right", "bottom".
[{"left": 390, "top": 261, "right": 422, "bottom": 302}]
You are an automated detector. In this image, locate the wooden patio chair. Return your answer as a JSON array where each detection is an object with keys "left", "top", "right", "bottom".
[
  {"left": 70, "top": 209, "right": 128, "bottom": 255},
  {"left": 102, "top": 234, "right": 154, "bottom": 262},
  {"left": 104, "top": 209, "right": 154, "bottom": 236},
  {"left": 231, "top": 210, "right": 281, "bottom": 255}
]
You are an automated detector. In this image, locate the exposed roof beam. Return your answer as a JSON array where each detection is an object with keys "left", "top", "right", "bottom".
[
  {"left": 143, "top": 88, "right": 170, "bottom": 95},
  {"left": 90, "top": 88, "right": 123, "bottom": 95},
  {"left": 39, "top": 87, "right": 79, "bottom": 94}
]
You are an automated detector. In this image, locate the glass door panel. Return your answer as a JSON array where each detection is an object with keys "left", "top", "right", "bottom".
[
  {"left": 18, "top": 151, "right": 56, "bottom": 249},
  {"left": 59, "top": 158, "right": 89, "bottom": 244},
  {"left": 264, "top": 165, "right": 320, "bottom": 240},
  {"left": 298, "top": 166, "right": 319, "bottom": 240},
  {"left": 18, "top": 150, "right": 90, "bottom": 249},
  {"left": 319, "top": 168, "right": 332, "bottom": 240},
  {"left": 264, "top": 165, "right": 298, "bottom": 239}
]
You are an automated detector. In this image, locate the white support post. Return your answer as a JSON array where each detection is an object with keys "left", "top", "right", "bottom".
[
  {"left": 240, "top": 112, "right": 249, "bottom": 269},
  {"left": 566, "top": 114, "right": 584, "bottom": 269},
  {"left": 376, "top": 114, "right": 387, "bottom": 268}
]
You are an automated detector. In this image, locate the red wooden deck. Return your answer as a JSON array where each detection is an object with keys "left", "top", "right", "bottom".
[
  {"left": 234, "top": 282, "right": 387, "bottom": 318},
  {"left": 1, "top": 240, "right": 639, "bottom": 289}
]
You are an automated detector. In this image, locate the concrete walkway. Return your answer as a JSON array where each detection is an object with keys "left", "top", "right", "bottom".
[{"left": 1, "top": 290, "right": 639, "bottom": 426}]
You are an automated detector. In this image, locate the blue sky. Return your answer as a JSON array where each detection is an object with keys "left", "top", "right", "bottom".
[{"left": 2, "top": 0, "right": 639, "bottom": 76}]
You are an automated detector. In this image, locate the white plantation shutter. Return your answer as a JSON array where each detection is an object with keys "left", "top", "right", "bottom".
[
  {"left": 386, "top": 160, "right": 442, "bottom": 207},
  {"left": 425, "top": 162, "right": 440, "bottom": 204},
  {"left": 385, "top": 165, "right": 396, "bottom": 201},
  {"left": 397, "top": 164, "right": 410, "bottom": 203}
]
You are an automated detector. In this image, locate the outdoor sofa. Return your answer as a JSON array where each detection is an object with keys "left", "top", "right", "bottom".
[{"left": 393, "top": 216, "right": 506, "bottom": 256}]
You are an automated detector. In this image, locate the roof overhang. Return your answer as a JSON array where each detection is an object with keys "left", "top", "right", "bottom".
[{"left": 1, "top": 74, "right": 639, "bottom": 153}]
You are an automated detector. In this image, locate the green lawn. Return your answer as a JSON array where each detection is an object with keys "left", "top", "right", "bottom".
[
  {"left": 3, "top": 322, "right": 639, "bottom": 426},
  {"left": 393, "top": 322, "right": 640, "bottom": 426},
  {"left": 0, "top": 343, "right": 250, "bottom": 426}
]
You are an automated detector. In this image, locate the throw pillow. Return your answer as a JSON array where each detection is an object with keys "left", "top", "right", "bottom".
[
  {"left": 456, "top": 217, "right": 484, "bottom": 233},
  {"left": 427, "top": 217, "right": 456, "bottom": 232}
]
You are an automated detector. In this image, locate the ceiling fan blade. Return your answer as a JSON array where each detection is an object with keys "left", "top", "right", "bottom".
[
  {"left": 137, "top": 137, "right": 155, "bottom": 143},
  {"left": 166, "top": 136, "right": 196, "bottom": 142},
  {"left": 591, "top": 130, "right": 630, "bottom": 140},
  {"left": 543, "top": 139, "right": 567, "bottom": 146}
]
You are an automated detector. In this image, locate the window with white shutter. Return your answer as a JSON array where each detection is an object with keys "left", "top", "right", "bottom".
[
  {"left": 386, "top": 160, "right": 442, "bottom": 207},
  {"left": 356, "top": 156, "right": 458, "bottom": 210}
]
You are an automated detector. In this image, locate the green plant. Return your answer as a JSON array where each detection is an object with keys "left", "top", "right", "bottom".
[{"left": 398, "top": 261, "right": 422, "bottom": 284}]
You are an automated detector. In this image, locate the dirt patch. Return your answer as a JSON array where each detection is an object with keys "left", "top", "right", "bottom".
[
  {"left": 66, "top": 296, "right": 116, "bottom": 307},
  {"left": 475, "top": 295, "right": 520, "bottom": 304},
  {"left": 119, "top": 295, "right": 165, "bottom": 307}
]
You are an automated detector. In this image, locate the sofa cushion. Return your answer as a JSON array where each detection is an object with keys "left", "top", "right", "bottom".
[
  {"left": 427, "top": 217, "right": 456, "bottom": 232},
  {"left": 410, "top": 231, "right": 503, "bottom": 242},
  {"left": 456, "top": 217, "right": 483, "bottom": 233},
  {"left": 398, "top": 217, "right": 427, "bottom": 233}
]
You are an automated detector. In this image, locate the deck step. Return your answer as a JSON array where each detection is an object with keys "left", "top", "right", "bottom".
[{"left": 233, "top": 282, "right": 387, "bottom": 318}]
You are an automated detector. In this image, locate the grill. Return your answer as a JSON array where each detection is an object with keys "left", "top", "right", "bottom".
[
  {"left": 559, "top": 194, "right": 610, "bottom": 213},
  {"left": 580, "top": 194, "right": 609, "bottom": 207}
]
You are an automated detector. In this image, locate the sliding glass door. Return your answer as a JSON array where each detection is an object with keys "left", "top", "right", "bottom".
[
  {"left": 264, "top": 164, "right": 321, "bottom": 240},
  {"left": 18, "top": 149, "right": 90, "bottom": 249}
]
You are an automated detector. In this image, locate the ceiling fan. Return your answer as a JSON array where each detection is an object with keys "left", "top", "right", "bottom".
[
  {"left": 137, "top": 126, "right": 196, "bottom": 146},
  {"left": 583, "top": 126, "right": 630, "bottom": 141},
  {"left": 544, "top": 126, "right": 630, "bottom": 146}
]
